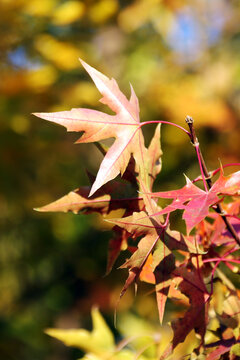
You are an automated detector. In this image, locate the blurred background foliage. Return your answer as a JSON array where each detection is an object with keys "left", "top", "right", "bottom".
[{"left": 0, "top": 0, "right": 240, "bottom": 359}]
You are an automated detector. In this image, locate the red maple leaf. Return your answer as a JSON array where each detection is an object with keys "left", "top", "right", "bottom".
[
  {"left": 149, "top": 170, "right": 240, "bottom": 233},
  {"left": 160, "top": 266, "right": 210, "bottom": 359},
  {"left": 108, "top": 206, "right": 202, "bottom": 323}
]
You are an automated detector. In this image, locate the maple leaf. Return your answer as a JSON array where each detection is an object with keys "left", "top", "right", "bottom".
[
  {"left": 35, "top": 186, "right": 116, "bottom": 215},
  {"left": 108, "top": 209, "right": 202, "bottom": 323},
  {"left": 171, "top": 266, "right": 210, "bottom": 347},
  {"left": 108, "top": 211, "right": 165, "bottom": 295},
  {"left": 160, "top": 266, "right": 210, "bottom": 359},
  {"left": 152, "top": 240, "right": 175, "bottom": 325},
  {"left": 35, "top": 178, "right": 144, "bottom": 275},
  {"left": 34, "top": 181, "right": 142, "bottom": 215},
  {"left": 118, "top": 123, "right": 162, "bottom": 190},
  {"left": 33, "top": 60, "right": 151, "bottom": 196},
  {"left": 195, "top": 196, "right": 240, "bottom": 250},
  {"left": 150, "top": 170, "right": 240, "bottom": 234},
  {"left": 108, "top": 182, "right": 204, "bottom": 324},
  {"left": 203, "top": 215, "right": 240, "bottom": 247},
  {"left": 117, "top": 216, "right": 173, "bottom": 325},
  {"left": 211, "top": 170, "right": 240, "bottom": 196},
  {"left": 106, "top": 226, "right": 129, "bottom": 275}
]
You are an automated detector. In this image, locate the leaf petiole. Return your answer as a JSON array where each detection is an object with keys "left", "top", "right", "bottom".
[{"left": 139, "top": 120, "right": 191, "bottom": 137}]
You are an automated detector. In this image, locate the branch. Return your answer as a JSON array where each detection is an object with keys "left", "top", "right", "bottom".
[{"left": 185, "top": 116, "right": 240, "bottom": 246}]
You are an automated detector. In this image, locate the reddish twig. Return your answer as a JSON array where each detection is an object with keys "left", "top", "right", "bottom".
[
  {"left": 185, "top": 116, "right": 240, "bottom": 246},
  {"left": 140, "top": 120, "right": 191, "bottom": 137},
  {"left": 192, "top": 162, "right": 240, "bottom": 183}
]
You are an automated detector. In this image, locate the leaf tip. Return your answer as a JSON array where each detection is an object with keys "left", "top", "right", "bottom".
[
  {"left": 218, "top": 158, "right": 224, "bottom": 175},
  {"left": 88, "top": 179, "right": 103, "bottom": 198},
  {"left": 79, "top": 58, "right": 86, "bottom": 67},
  {"left": 88, "top": 187, "right": 96, "bottom": 198},
  {"left": 183, "top": 174, "right": 192, "bottom": 184},
  {"left": 34, "top": 205, "right": 49, "bottom": 212},
  {"left": 79, "top": 58, "right": 94, "bottom": 75},
  {"left": 44, "top": 328, "right": 56, "bottom": 338},
  {"left": 32, "top": 112, "right": 41, "bottom": 118}
]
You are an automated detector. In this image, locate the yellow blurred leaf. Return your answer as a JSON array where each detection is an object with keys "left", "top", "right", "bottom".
[
  {"left": 81, "top": 349, "right": 141, "bottom": 360},
  {"left": 34, "top": 35, "right": 82, "bottom": 70},
  {"left": 80, "top": 354, "right": 101, "bottom": 360},
  {"left": 45, "top": 308, "right": 114, "bottom": 355},
  {"left": 60, "top": 81, "right": 99, "bottom": 107},
  {"left": 23, "top": 0, "right": 57, "bottom": 16},
  {"left": 89, "top": 0, "right": 118, "bottom": 24},
  {"left": 118, "top": 0, "right": 160, "bottom": 32},
  {"left": 151, "top": 6, "right": 175, "bottom": 37},
  {"left": 151, "top": 74, "right": 235, "bottom": 130},
  {"left": 211, "top": 282, "right": 225, "bottom": 315},
  {"left": 203, "top": 61, "right": 235, "bottom": 96},
  {"left": 52, "top": 1, "right": 85, "bottom": 25},
  {"left": 113, "top": 350, "right": 144, "bottom": 360},
  {"left": 25, "top": 65, "right": 58, "bottom": 91},
  {"left": 231, "top": 343, "right": 240, "bottom": 357}
]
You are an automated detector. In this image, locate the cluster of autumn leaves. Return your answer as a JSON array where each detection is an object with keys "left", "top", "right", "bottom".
[{"left": 34, "top": 61, "right": 240, "bottom": 359}]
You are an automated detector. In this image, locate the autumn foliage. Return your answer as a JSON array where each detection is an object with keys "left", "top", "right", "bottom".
[{"left": 34, "top": 61, "right": 240, "bottom": 359}]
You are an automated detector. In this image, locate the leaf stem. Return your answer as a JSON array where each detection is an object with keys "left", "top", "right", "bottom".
[
  {"left": 140, "top": 120, "right": 191, "bottom": 137},
  {"left": 207, "top": 163, "right": 240, "bottom": 178},
  {"left": 203, "top": 258, "right": 240, "bottom": 265},
  {"left": 192, "top": 163, "right": 240, "bottom": 183},
  {"left": 195, "top": 143, "right": 208, "bottom": 192},
  {"left": 208, "top": 246, "right": 239, "bottom": 294},
  {"left": 192, "top": 162, "right": 240, "bottom": 183},
  {"left": 185, "top": 116, "right": 240, "bottom": 246}
]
